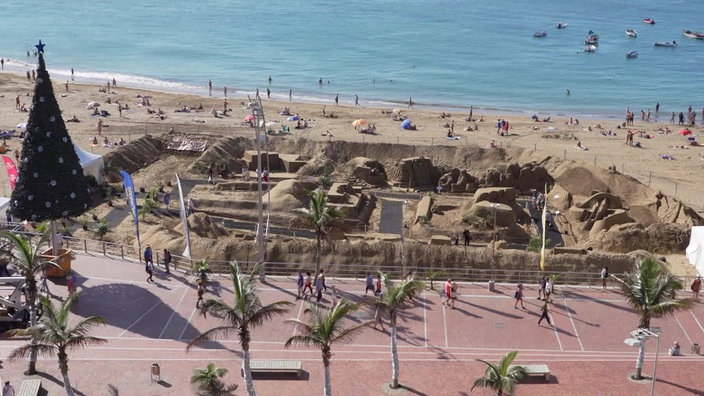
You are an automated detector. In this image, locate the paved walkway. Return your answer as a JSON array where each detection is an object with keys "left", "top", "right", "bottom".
[{"left": 0, "top": 254, "right": 702, "bottom": 395}]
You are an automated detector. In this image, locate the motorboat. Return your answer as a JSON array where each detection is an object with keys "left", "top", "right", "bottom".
[
  {"left": 556, "top": 22, "right": 568, "bottom": 29},
  {"left": 643, "top": 18, "right": 655, "bottom": 25},
  {"left": 626, "top": 29, "right": 637, "bottom": 37},
  {"left": 654, "top": 40, "right": 678, "bottom": 47},
  {"left": 626, "top": 51, "right": 639, "bottom": 58},
  {"left": 584, "top": 45, "right": 597, "bottom": 52},
  {"left": 683, "top": 29, "right": 704, "bottom": 39},
  {"left": 585, "top": 35, "right": 599, "bottom": 45},
  {"left": 533, "top": 31, "right": 547, "bottom": 38}
]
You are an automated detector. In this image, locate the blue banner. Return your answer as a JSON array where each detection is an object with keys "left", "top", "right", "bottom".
[{"left": 119, "top": 170, "right": 141, "bottom": 246}]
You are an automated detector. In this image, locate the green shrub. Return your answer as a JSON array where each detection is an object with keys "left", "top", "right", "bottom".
[
  {"left": 95, "top": 219, "right": 109, "bottom": 239},
  {"left": 527, "top": 237, "right": 552, "bottom": 253},
  {"left": 462, "top": 214, "right": 479, "bottom": 225}
]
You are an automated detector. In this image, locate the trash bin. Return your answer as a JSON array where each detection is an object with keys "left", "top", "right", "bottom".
[
  {"left": 691, "top": 343, "right": 700, "bottom": 355},
  {"left": 151, "top": 363, "right": 161, "bottom": 382},
  {"left": 488, "top": 280, "right": 495, "bottom": 292}
]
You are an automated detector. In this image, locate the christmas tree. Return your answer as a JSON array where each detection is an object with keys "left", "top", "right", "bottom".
[{"left": 10, "top": 40, "right": 91, "bottom": 221}]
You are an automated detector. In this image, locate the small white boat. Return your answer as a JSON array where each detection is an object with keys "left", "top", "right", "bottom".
[
  {"left": 533, "top": 31, "right": 547, "bottom": 38},
  {"left": 643, "top": 18, "right": 656, "bottom": 25},
  {"left": 556, "top": 22, "right": 568, "bottom": 29},
  {"left": 626, "top": 51, "right": 639, "bottom": 58},
  {"left": 683, "top": 29, "right": 704, "bottom": 39},
  {"left": 584, "top": 45, "right": 597, "bottom": 52},
  {"left": 626, "top": 29, "right": 637, "bottom": 37},
  {"left": 654, "top": 40, "right": 678, "bottom": 47}
]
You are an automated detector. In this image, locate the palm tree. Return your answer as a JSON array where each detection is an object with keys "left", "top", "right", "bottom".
[
  {"left": 190, "top": 362, "right": 238, "bottom": 396},
  {"left": 1, "top": 230, "right": 62, "bottom": 374},
  {"left": 471, "top": 351, "right": 526, "bottom": 396},
  {"left": 186, "top": 262, "right": 293, "bottom": 396},
  {"left": 285, "top": 299, "right": 371, "bottom": 396},
  {"left": 7, "top": 294, "right": 106, "bottom": 396},
  {"left": 613, "top": 256, "right": 691, "bottom": 330},
  {"left": 293, "top": 188, "right": 343, "bottom": 283},
  {"left": 375, "top": 272, "right": 425, "bottom": 389},
  {"left": 612, "top": 256, "right": 691, "bottom": 380}
]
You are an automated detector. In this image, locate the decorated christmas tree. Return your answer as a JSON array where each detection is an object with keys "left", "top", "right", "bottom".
[{"left": 9, "top": 41, "right": 91, "bottom": 222}]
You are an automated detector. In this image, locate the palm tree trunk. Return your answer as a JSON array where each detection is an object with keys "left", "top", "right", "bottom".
[
  {"left": 390, "top": 315, "right": 400, "bottom": 389},
  {"left": 59, "top": 352, "right": 75, "bottom": 396},
  {"left": 26, "top": 301, "right": 38, "bottom": 375},
  {"left": 314, "top": 230, "right": 322, "bottom": 284},
  {"left": 323, "top": 355, "right": 332, "bottom": 396},
  {"left": 241, "top": 342, "right": 257, "bottom": 396}
]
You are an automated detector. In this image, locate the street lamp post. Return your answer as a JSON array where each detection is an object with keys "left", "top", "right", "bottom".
[
  {"left": 624, "top": 327, "right": 661, "bottom": 396},
  {"left": 251, "top": 98, "right": 267, "bottom": 281}
]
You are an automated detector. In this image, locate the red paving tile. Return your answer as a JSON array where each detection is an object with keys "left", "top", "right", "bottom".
[{"left": 0, "top": 253, "right": 702, "bottom": 395}]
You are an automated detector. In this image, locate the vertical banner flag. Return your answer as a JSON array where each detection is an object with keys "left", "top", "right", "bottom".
[
  {"left": 539, "top": 184, "right": 548, "bottom": 271},
  {"left": 2, "top": 156, "right": 18, "bottom": 190},
  {"left": 119, "top": 170, "right": 141, "bottom": 248},
  {"left": 175, "top": 173, "right": 192, "bottom": 259}
]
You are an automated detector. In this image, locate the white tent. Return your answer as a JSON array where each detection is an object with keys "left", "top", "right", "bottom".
[
  {"left": 73, "top": 144, "right": 104, "bottom": 185},
  {"left": 685, "top": 226, "right": 704, "bottom": 276}
]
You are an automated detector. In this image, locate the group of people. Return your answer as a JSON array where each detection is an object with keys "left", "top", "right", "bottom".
[
  {"left": 143, "top": 244, "right": 172, "bottom": 284},
  {"left": 297, "top": 270, "right": 330, "bottom": 303}
]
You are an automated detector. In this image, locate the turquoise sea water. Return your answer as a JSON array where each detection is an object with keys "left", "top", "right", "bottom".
[{"left": 0, "top": 0, "right": 702, "bottom": 118}]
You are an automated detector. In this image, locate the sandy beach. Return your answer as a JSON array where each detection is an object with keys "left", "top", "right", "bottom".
[{"left": 1, "top": 71, "right": 703, "bottom": 210}]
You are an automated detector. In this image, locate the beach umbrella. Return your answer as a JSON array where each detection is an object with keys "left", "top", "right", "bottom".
[
  {"left": 86, "top": 101, "right": 100, "bottom": 109},
  {"left": 401, "top": 119, "right": 412, "bottom": 129},
  {"left": 243, "top": 114, "right": 255, "bottom": 122},
  {"left": 679, "top": 129, "right": 692, "bottom": 135},
  {"left": 392, "top": 108, "right": 403, "bottom": 114},
  {"left": 352, "top": 119, "right": 367, "bottom": 127}
]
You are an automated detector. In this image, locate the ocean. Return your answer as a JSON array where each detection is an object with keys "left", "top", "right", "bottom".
[{"left": 0, "top": 0, "right": 702, "bottom": 118}]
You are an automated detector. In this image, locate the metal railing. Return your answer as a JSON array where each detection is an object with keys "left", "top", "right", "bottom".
[{"left": 3, "top": 227, "right": 699, "bottom": 288}]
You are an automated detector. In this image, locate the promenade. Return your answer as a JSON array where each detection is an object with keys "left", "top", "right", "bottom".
[{"left": 0, "top": 253, "right": 702, "bottom": 395}]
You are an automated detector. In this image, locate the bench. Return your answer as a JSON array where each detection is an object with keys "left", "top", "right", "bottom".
[
  {"left": 510, "top": 364, "right": 551, "bottom": 382},
  {"left": 18, "top": 379, "right": 42, "bottom": 396},
  {"left": 243, "top": 360, "right": 302, "bottom": 378}
]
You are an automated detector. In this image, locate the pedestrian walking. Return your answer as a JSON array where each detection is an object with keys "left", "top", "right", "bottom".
[
  {"left": 538, "top": 302, "right": 552, "bottom": 326},
  {"left": 146, "top": 260, "right": 154, "bottom": 283},
  {"left": 538, "top": 274, "right": 547, "bottom": 300},
  {"left": 315, "top": 275, "right": 325, "bottom": 303},
  {"left": 600, "top": 266, "right": 609, "bottom": 289},
  {"left": 3, "top": 381, "right": 15, "bottom": 396},
  {"left": 365, "top": 272, "right": 375, "bottom": 295},
  {"left": 374, "top": 274, "right": 383, "bottom": 296},
  {"left": 462, "top": 228, "right": 472, "bottom": 246},
  {"left": 691, "top": 276, "right": 702, "bottom": 299},
  {"left": 196, "top": 282, "right": 205, "bottom": 308},
  {"left": 162, "top": 248, "right": 172, "bottom": 274},
  {"left": 296, "top": 272, "right": 304, "bottom": 299},
  {"left": 514, "top": 283, "right": 525, "bottom": 309},
  {"left": 544, "top": 277, "right": 553, "bottom": 303},
  {"left": 318, "top": 270, "right": 327, "bottom": 291},
  {"left": 302, "top": 271, "right": 314, "bottom": 298},
  {"left": 67, "top": 272, "right": 76, "bottom": 299},
  {"left": 443, "top": 279, "right": 453, "bottom": 308},
  {"left": 144, "top": 244, "right": 154, "bottom": 266}
]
